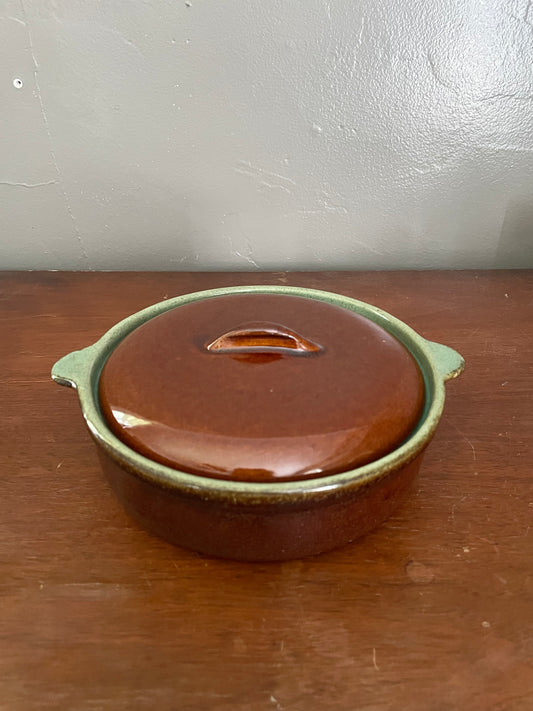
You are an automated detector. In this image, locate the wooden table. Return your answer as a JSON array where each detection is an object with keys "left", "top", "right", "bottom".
[{"left": 2, "top": 271, "right": 532, "bottom": 711}]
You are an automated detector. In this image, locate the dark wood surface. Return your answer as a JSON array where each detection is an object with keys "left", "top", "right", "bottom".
[{"left": 1, "top": 270, "right": 532, "bottom": 711}]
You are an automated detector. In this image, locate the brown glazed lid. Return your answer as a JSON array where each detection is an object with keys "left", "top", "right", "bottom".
[{"left": 98, "top": 294, "right": 425, "bottom": 482}]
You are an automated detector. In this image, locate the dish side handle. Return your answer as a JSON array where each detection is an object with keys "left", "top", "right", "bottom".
[
  {"left": 424, "top": 340, "right": 465, "bottom": 382},
  {"left": 51, "top": 346, "right": 95, "bottom": 390}
]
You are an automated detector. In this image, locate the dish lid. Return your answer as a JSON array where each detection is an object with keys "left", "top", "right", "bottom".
[{"left": 98, "top": 293, "right": 425, "bottom": 482}]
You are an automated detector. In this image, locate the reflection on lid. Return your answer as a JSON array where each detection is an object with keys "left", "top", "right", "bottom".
[{"left": 112, "top": 409, "right": 152, "bottom": 429}]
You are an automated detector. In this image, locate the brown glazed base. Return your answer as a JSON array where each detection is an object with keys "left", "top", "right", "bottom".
[{"left": 96, "top": 447, "right": 424, "bottom": 561}]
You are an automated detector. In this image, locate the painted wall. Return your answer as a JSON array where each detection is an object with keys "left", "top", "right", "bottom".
[{"left": 1, "top": 0, "right": 533, "bottom": 270}]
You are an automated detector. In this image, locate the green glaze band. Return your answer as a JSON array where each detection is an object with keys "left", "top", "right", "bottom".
[{"left": 51, "top": 286, "right": 464, "bottom": 503}]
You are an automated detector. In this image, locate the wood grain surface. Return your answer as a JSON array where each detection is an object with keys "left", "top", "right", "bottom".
[{"left": 1, "top": 270, "right": 532, "bottom": 711}]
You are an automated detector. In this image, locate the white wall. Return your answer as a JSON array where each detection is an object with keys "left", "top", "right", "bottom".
[{"left": 1, "top": 0, "right": 533, "bottom": 270}]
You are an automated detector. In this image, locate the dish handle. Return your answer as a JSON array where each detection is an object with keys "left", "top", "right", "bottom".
[
  {"left": 424, "top": 340, "right": 465, "bottom": 382},
  {"left": 51, "top": 346, "right": 95, "bottom": 390}
]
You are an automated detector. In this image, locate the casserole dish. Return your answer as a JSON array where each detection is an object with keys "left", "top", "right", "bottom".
[{"left": 52, "top": 285, "right": 464, "bottom": 561}]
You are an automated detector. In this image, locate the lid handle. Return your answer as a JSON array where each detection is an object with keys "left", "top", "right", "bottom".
[{"left": 205, "top": 322, "right": 323, "bottom": 356}]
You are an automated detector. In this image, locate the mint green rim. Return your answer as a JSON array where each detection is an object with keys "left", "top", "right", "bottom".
[{"left": 52, "top": 286, "right": 464, "bottom": 504}]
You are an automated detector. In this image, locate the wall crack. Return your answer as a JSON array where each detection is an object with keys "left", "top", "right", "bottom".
[
  {"left": 19, "top": 0, "right": 88, "bottom": 261},
  {"left": 0, "top": 179, "right": 56, "bottom": 188}
]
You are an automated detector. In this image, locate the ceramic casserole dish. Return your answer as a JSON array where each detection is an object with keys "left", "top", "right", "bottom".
[{"left": 52, "top": 285, "right": 464, "bottom": 561}]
